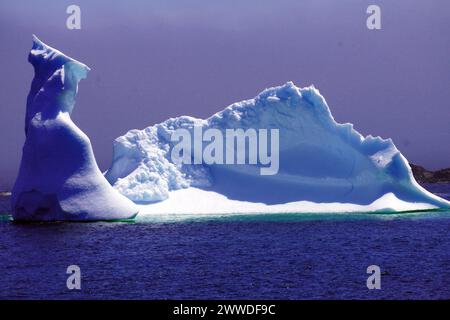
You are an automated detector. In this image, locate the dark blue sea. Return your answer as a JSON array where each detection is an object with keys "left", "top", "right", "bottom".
[{"left": 0, "top": 183, "right": 449, "bottom": 300}]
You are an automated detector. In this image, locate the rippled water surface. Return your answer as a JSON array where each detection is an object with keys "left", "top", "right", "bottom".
[{"left": 0, "top": 184, "right": 449, "bottom": 299}]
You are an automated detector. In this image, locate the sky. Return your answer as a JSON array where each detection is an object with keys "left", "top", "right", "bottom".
[{"left": 0, "top": 0, "right": 449, "bottom": 190}]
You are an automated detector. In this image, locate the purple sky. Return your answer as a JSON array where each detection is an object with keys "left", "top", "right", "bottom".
[{"left": 0, "top": 0, "right": 449, "bottom": 190}]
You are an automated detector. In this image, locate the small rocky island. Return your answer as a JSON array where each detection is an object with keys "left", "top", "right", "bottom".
[{"left": 409, "top": 164, "right": 450, "bottom": 184}]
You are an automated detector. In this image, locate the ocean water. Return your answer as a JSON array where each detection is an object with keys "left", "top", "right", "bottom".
[{"left": 0, "top": 185, "right": 449, "bottom": 300}]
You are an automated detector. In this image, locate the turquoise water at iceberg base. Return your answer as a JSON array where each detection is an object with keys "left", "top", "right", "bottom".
[{"left": 0, "top": 183, "right": 449, "bottom": 300}]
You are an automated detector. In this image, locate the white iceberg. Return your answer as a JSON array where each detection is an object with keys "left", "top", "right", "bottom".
[
  {"left": 106, "top": 82, "right": 450, "bottom": 215},
  {"left": 12, "top": 36, "right": 138, "bottom": 221}
]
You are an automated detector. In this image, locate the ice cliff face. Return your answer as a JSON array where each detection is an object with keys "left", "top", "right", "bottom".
[
  {"left": 12, "top": 36, "right": 138, "bottom": 221},
  {"left": 107, "top": 82, "right": 450, "bottom": 211}
]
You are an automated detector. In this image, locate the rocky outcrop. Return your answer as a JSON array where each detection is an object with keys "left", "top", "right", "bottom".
[{"left": 410, "top": 164, "right": 450, "bottom": 184}]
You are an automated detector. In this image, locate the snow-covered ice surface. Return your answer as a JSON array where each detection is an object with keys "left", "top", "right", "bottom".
[
  {"left": 136, "top": 188, "right": 438, "bottom": 216},
  {"left": 11, "top": 36, "right": 138, "bottom": 221},
  {"left": 107, "top": 82, "right": 450, "bottom": 217}
]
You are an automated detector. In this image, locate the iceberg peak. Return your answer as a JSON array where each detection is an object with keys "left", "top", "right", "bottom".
[
  {"left": 12, "top": 37, "right": 138, "bottom": 221},
  {"left": 26, "top": 36, "right": 90, "bottom": 129},
  {"left": 29, "top": 35, "right": 90, "bottom": 72}
]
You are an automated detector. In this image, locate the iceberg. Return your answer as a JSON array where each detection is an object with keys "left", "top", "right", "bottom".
[
  {"left": 11, "top": 36, "right": 138, "bottom": 221},
  {"left": 106, "top": 82, "right": 450, "bottom": 215}
]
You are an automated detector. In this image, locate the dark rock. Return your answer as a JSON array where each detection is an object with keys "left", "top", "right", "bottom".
[{"left": 410, "top": 163, "right": 450, "bottom": 183}]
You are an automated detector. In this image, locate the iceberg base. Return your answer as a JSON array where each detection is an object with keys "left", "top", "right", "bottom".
[{"left": 137, "top": 187, "right": 441, "bottom": 216}]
